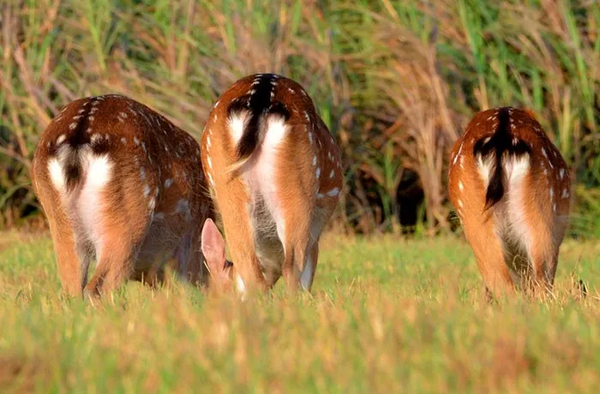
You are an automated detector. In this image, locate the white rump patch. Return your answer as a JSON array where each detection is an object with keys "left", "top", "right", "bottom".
[
  {"left": 476, "top": 153, "right": 495, "bottom": 189},
  {"left": 48, "top": 156, "right": 67, "bottom": 194},
  {"left": 502, "top": 154, "right": 533, "bottom": 259},
  {"left": 262, "top": 115, "right": 288, "bottom": 148},
  {"left": 228, "top": 112, "right": 249, "bottom": 145},
  {"left": 78, "top": 152, "right": 113, "bottom": 251}
]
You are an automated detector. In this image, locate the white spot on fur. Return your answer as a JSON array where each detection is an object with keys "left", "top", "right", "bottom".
[
  {"left": 312, "top": 156, "right": 317, "bottom": 166},
  {"left": 56, "top": 134, "right": 66, "bottom": 145},
  {"left": 457, "top": 199, "right": 464, "bottom": 208},
  {"left": 559, "top": 168, "right": 565, "bottom": 179},
  {"left": 329, "top": 170, "right": 335, "bottom": 179},
  {"left": 562, "top": 188, "right": 569, "bottom": 199},
  {"left": 308, "top": 131, "right": 313, "bottom": 144},
  {"left": 458, "top": 181, "right": 464, "bottom": 191},
  {"left": 550, "top": 187, "right": 554, "bottom": 200},
  {"left": 140, "top": 167, "right": 146, "bottom": 180},
  {"left": 121, "top": 137, "right": 126, "bottom": 144},
  {"left": 120, "top": 112, "right": 128, "bottom": 118},
  {"left": 207, "top": 156, "right": 213, "bottom": 169},
  {"left": 134, "top": 137, "right": 140, "bottom": 146},
  {"left": 541, "top": 147, "right": 548, "bottom": 159},
  {"left": 69, "top": 122, "right": 77, "bottom": 131},
  {"left": 165, "top": 178, "right": 172, "bottom": 189},
  {"left": 316, "top": 168, "right": 321, "bottom": 179},
  {"left": 326, "top": 187, "right": 340, "bottom": 197}
]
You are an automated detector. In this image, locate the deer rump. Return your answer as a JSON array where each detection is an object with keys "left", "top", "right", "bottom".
[
  {"left": 225, "top": 90, "right": 297, "bottom": 285},
  {"left": 48, "top": 137, "right": 116, "bottom": 257},
  {"left": 473, "top": 107, "right": 537, "bottom": 273}
]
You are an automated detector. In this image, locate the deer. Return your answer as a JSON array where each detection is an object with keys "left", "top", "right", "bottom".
[
  {"left": 448, "top": 107, "right": 571, "bottom": 297},
  {"left": 31, "top": 94, "right": 218, "bottom": 298},
  {"left": 199, "top": 73, "right": 343, "bottom": 295}
]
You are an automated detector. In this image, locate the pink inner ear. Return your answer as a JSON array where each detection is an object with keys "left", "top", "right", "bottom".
[{"left": 201, "top": 218, "right": 226, "bottom": 274}]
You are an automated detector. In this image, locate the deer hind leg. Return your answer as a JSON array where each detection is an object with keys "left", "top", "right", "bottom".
[
  {"left": 299, "top": 210, "right": 331, "bottom": 292},
  {"left": 84, "top": 210, "right": 149, "bottom": 297},
  {"left": 519, "top": 187, "right": 558, "bottom": 293},
  {"left": 277, "top": 200, "right": 313, "bottom": 292},
  {"left": 463, "top": 213, "right": 515, "bottom": 297},
  {"left": 525, "top": 227, "right": 554, "bottom": 293},
  {"left": 545, "top": 215, "right": 569, "bottom": 288},
  {"left": 216, "top": 179, "right": 266, "bottom": 292},
  {"left": 300, "top": 241, "right": 319, "bottom": 292},
  {"left": 84, "top": 231, "right": 140, "bottom": 297},
  {"left": 41, "top": 192, "right": 91, "bottom": 297}
]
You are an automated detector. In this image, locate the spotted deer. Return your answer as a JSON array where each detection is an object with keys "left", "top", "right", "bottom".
[
  {"left": 199, "top": 74, "right": 343, "bottom": 294},
  {"left": 448, "top": 107, "right": 570, "bottom": 296},
  {"left": 32, "top": 95, "right": 215, "bottom": 297}
]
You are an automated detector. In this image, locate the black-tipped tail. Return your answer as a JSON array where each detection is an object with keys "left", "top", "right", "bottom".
[
  {"left": 63, "top": 148, "right": 82, "bottom": 192},
  {"left": 473, "top": 107, "right": 531, "bottom": 209},
  {"left": 227, "top": 74, "right": 290, "bottom": 168}
]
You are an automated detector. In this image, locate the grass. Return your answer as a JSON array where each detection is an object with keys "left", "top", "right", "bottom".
[
  {"left": 1, "top": 232, "right": 599, "bottom": 393},
  {"left": 2, "top": 0, "right": 600, "bottom": 233}
]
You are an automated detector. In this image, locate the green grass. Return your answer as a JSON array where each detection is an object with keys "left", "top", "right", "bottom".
[
  {"left": 1, "top": 233, "right": 599, "bottom": 393},
  {"left": 2, "top": 0, "right": 600, "bottom": 232}
]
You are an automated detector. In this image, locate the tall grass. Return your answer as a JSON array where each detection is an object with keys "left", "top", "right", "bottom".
[{"left": 0, "top": 0, "right": 599, "bottom": 235}]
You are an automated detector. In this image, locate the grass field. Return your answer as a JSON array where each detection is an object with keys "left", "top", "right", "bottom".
[{"left": 1, "top": 232, "right": 599, "bottom": 393}]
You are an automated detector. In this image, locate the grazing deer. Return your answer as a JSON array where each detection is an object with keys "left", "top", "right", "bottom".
[
  {"left": 32, "top": 95, "right": 215, "bottom": 297},
  {"left": 199, "top": 73, "right": 343, "bottom": 294},
  {"left": 448, "top": 107, "right": 570, "bottom": 296}
]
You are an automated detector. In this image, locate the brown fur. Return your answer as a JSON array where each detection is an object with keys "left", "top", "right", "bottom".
[
  {"left": 32, "top": 95, "right": 214, "bottom": 297},
  {"left": 448, "top": 107, "right": 570, "bottom": 296},
  {"left": 200, "top": 74, "right": 343, "bottom": 293}
]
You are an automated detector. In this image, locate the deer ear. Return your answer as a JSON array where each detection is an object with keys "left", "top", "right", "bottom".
[{"left": 201, "top": 218, "right": 227, "bottom": 275}]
